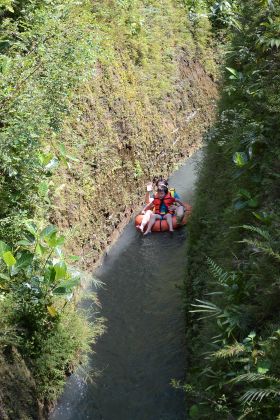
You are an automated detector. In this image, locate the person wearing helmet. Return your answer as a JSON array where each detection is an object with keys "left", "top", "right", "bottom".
[{"left": 142, "top": 185, "right": 185, "bottom": 235}]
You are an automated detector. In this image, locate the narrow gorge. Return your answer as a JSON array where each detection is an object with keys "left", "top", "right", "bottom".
[{"left": 1, "top": 0, "right": 279, "bottom": 419}]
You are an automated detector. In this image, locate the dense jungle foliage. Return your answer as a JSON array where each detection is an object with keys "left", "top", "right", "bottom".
[
  {"left": 0, "top": 0, "right": 217, "bottom": 417},
  {"left": 185, "top": 0, "right": 280, "bottom": 418},
  {"left": 0, "top": 1, "right": 103, "bottom": 416}
]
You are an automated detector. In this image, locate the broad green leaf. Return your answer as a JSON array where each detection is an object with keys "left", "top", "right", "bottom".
[
  {"left": 24, "top": 221, "right": 37, "bottom": 236},
  {"left": 253, "top": 211, "right": 272, "bottom": 224},
  {"left": 40, "top": 225, "right": 57, "bottom": 239},
  {"left": 247, "top": 198, "right": 259, "bottom": 208},
  {"left": 47, "top": 305, "right": 58, "bottom": 317},
  {"left": 247, "top": 331, "right": 256, "bottom": 340},
  {"left": 226, "top": 67, "right": 238, "bottom": 77},
  {"left": 0, "top": 241, "right": 9, "bottom": 256},
  {"left": 58, "top": 143, "right": 66, "bottom": 156},
  {"left": 58, "top": 143, "right": 79, "bottom": 162},
  {"left": 35, "top": 243, "right": 48, "bottom": 255},
  {"left": 55, "top": 235, "right": 65, "bottom": 246},
  {"left": 2, "top": 251, "right": 16, "bottom": 267},
  {"left": 234, "top": 200, "right": 247, "bottom": 210},
  {"left": 44, "top": 267, "right": 56, "bottom": 283},
  {"left": 44, "top": 232, "right": 57, "bottom": 248},
  {"left": 226, "top": 67, "right": 243, "bottom": 80},
  {"left": 45, "top": 232, "right": 64, "bottom": 248},
  {"left": 53, "top": 286, "right": 68, "bottom": 295},
  {"left": 38, "top": 181, "right": 49, "bottom": 196},
  {"left": 60, "top": 276, "right": 80, "bottom": 289},
  {"left": 54, "top": 261, "right": 67, "bottom": 280},
  {"left": 12, "top": 252, "right": 33, "bottom": 274},
  {"left": 55, "top": 247, "right": 63, "bottom": 258},
  {"left": 257, "top": 360, "right": 270, "bottom": 374},
  {"left": 17, "top": 239, "right": 34, "bottom": 246},
  {"left": 189, "top": 404, "right": 200, "bottom": 419},
  {"left": 0, "top": 273, "right": 10, "bottom": 281},
  {"left": 238, "top": 188, "right": 252, "bottom": 199},
  {"left": 38, "top": 152, "right": 53, "bottom": 166},
  {"left": 53, "top": 276, "right": 80, "bottom": 295},
  {"left": 233, "top": 152, "right": 248, "bottom": 167}
]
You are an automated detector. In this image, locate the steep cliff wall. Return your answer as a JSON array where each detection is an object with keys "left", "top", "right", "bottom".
[{"left": 50, "top": 1, "right": 218, "bottom": 267}]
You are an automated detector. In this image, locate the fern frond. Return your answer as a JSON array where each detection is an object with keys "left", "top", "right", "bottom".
[
  {"left": 240, "top": 387, "right": 280, "bottom": 403},
  {"left": 237, "top": 407, "right": 255, "bottom": 419},
  {"left": 231, "top": 372, "right": 280, "bottom": 385},
  {"left": 241, "top": 239, "right": 280, "bottom": 262},
  {"left": 190, "top": 299, "right": 221, "bottom": 312},
  {"left": 207, "top": 257, "right": 232, "bottom": 285},
  {"left": 212, "top": 342, "right": 245, "bottom": 359},
  {"left": 242, "top": 224, "right": 271, "bottom": 240},
  {"left": 190, "top": 299, "right": 222, "bottom": 320}
]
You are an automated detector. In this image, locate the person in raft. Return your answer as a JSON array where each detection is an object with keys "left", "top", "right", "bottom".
[
  {"left": 157, "top": 178, "right": 185, "bottom": 222},
  {"left": 142, "top": 185, "right": 186, "bottom": 235},
  {"left": 137, "top": 177, "right": 185, "bottom": 233}
]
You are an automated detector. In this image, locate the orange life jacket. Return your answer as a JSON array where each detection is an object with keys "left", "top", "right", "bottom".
[{"left": 153, "top": 192, "right": 175, "bottom": 215}]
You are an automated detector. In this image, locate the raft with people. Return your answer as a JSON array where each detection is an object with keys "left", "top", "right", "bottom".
[
  {"left": 135, "top": 176, "right": 192, "bottom": 234},
  {"left": 135, "top": 202, "right": 192, "bottom": 232}
]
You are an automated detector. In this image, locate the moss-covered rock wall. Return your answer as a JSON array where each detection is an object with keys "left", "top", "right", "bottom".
[{"left": 51, "top": 1, "right": 218, "bottom": 266}]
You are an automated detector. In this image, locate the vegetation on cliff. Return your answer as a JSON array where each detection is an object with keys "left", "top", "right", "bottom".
[
  {"left": 185, "top": 0, "right": 280, "bottom": 418},
  {"left": 0, "top": 0, "right": 217, "bottom": 417},
  {"left": 50, "top": 0, "right": 217, "bottom": 266}
]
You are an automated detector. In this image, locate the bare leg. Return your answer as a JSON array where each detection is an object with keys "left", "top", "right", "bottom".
[
  {"left": 164, "top": 213, "right": 174, "bottom": 232},
  {"left": 139, "top": 210, "right": 153, "bottom": 232},
  {"left": 144, "top": 214, "right": 160, "bottom": 235},
  {"left": 175, "top": 205, "right": 184, "bottom": 224}
]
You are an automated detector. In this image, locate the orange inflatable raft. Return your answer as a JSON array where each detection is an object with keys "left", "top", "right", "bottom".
[{"left": 135, "top": 203, "right": 192, "bottom": 232}]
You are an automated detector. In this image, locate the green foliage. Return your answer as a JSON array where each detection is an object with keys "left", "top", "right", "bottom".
[
  {"left": 33, "top": 307, "right": 104, "bottom": 400},
  {"left": 185, "top": 0, "right": 280, "bottom": 417},
  {"left": 0, "top": 0, "right": 100, "bottom": 409},
  {"left": 0, "top": 222, "right": 78, "bottom": 360},
  {"left": 0, "top": 220, "right": 103, "bottom": 403},
  {"left": 0, "top": 0, "right": 14, "bottom": 13},
  {"left": 183, "top": 0, "right": 218, "bottom": 75},
  {"left": 210, "top": 1, "right": 241, "bottom": 30},
  {"left": 0, "top": 0, "right": 96, "bottom": 243},
  {"left": 0, "top": 0, "right": 217, "bottom": 413}
]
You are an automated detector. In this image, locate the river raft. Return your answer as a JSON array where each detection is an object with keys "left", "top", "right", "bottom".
[{"left": 135, "top": 203, "right": 192, "bottom": 232}]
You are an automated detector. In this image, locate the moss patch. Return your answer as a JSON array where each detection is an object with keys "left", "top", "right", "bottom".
[{"left": 51, "top": 1, "right": 218, "bottom": 267}]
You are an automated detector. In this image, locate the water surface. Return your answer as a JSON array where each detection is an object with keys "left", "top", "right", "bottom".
[{"left": 51, "top": 151, "right": 201, "bottom": 420}]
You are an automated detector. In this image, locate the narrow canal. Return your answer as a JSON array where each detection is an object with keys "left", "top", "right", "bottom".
[{"left": 50, "top": 151, "right": 201, "bottom": 420}]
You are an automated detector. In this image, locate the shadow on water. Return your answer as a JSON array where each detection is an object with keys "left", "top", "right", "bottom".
[{"left": 50, "top": 151, "right": 202, "bottom": 420}]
